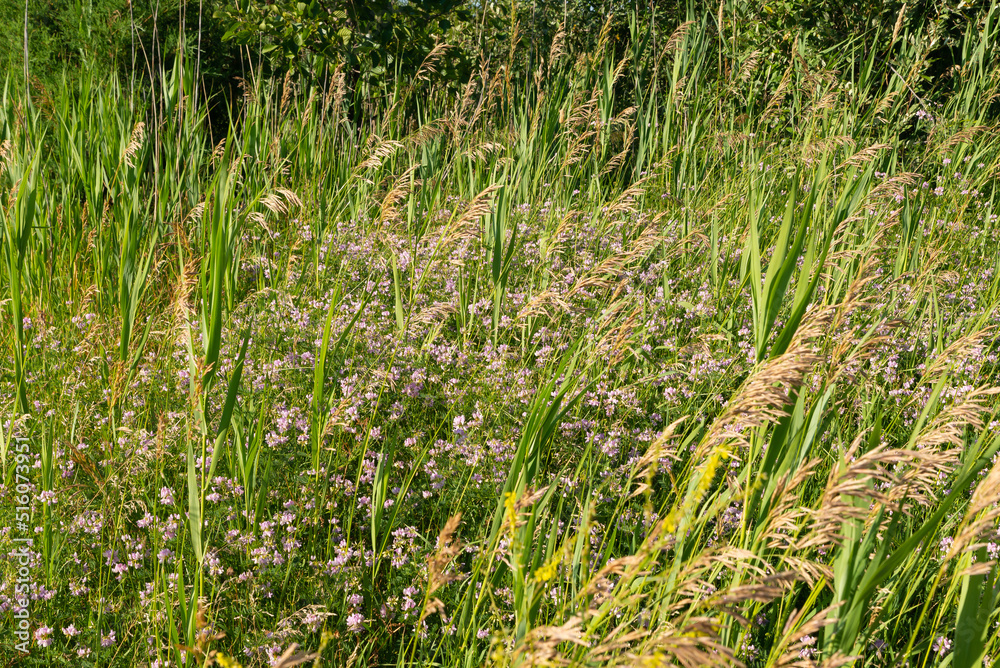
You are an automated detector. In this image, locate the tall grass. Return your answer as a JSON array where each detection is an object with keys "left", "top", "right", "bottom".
[{"left": 2, "top": 3, "right": 1000, "bottom": 667}]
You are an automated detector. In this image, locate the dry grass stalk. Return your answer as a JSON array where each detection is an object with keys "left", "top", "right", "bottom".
[
  {"left": 439, "top": 183, "right": 501, "bottom": 248},
  {"left": 515, "top": 616, "right": 589, "bottom": 666},
  {"left": 738, "top": 50, "right": 761, "bottom": 84},
  {"left": 357, "top": 138, "right": 404, "bottom": 172},
  {"left": 891, "top": 3, "right": 907, "bottom": 43},
  {"left": 516, "top": 290, "right": 573, "bottom": 321},
  {"left": 280, "top": 69, "right": 295, "bottom": 116},
  {"left": 919, "top": 329, "right": 992, "bottom": 383},
  {"left": 803, "top": 135, "right": 855, "bottom": 161},
  {"left": 939, "top": 124, "right": 993, "bottom": 151},
  {"left": 378, "top": 165, "right": 419, "bottom": 225},
  {"left": 913, "top": 386, "right": 1000, "bottom": 450},
  {"left": 122, "top": 122, "right": 145, "bottom": 168},
  {"left": 837, "top": 143, "right": 892, "bottom": 170},
  {"left": 407, "top": 300, "right": 457, "bottom": 335},
  {"left": 422, "top": 513, "right": 464, "bottom": 622},
  {"left": 566, "top": 223, "right": 661, "bottom": 299},
  {"left": 664, "top": 21, "right": 695, "bottom": 56},
  {"left": 762, "top": 69, "right": 793, "bottom": 122},
  {"left": 697, "top": 307, "right": 830, "bottom": 460}
]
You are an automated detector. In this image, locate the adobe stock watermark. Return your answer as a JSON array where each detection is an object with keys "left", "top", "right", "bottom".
[{"left": 9, "top": 434, "right": 35, "bottom": 654}]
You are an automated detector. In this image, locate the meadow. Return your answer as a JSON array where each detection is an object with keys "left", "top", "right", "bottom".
[{"left": 2, "top": 4, "right": 1000, "bottom": 667}]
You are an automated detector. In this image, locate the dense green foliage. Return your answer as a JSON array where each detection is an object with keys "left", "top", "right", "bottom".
[{"left": 1, "top": 1, "right": 1000, "bottom": 667}]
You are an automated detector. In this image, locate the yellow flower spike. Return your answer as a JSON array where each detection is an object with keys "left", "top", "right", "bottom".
[
  {"left": 533, "top": 551, "right": 563, "bottom": 583},
  {"left": 215, "top": 655, "right": 243, "bottom": 668}
]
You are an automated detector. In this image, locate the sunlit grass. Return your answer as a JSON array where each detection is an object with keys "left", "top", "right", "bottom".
[{"left": 2, "top": 5, "right": 1000, "bottom": 668}]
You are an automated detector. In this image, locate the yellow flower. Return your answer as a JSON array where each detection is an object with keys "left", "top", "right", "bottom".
[{"left": 534, "top": 552, "right": 563, "bottom": 583}]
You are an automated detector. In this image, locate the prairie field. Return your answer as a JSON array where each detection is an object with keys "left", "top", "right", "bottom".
[{"left": 2, "top": 2, "right": 1000, "bottom": 666}]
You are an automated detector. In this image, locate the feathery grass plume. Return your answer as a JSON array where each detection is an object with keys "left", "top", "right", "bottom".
[
  {"left": 630, "top": 417, "right": 686, "bottom": 499},
  {"left": 321, "top": 61, "right": 345, "bottom": 114},
  {"left": 463, "top": 141, "right": 506, "bottom": 163},
  {"left": 595, "top": 306, "right": 640, "bottom": 365},
  {"left": 407, "top": 300, "right": 457, "bottom": 335},
  {"left": 737, "top": 50, "right": 761, "bottom": 84},
  {"left": 911, "top": 385, "right": 1000, "bottom": 454},
  {"left": 269, "top": 643, "right": 319, "bottom": 668},
  {"left": 919, "top": 330, "right": 992, "bottom": 383},
  {"left": 863, "top": 171, "right": 919, "bottom": 204},
  {"left": 808, "top": 434, "right": 897, "bottom": 548},
  {"left": 755, "top": 457, "right": 823, "bottom": 548},
  {"left": 513, "top": 617, "right": 589, "bottom": 666},
  {"left": 515, "top": 289, "right": 573, "bottom": 320},
  {"left": 594, "top": 14, "right": 615, "bottom": 55},
  {"left": 603, "top": 175, "right": 652, "bottom": 217},
  {"left": 599, "top": 124, "right": 636, "bottom": 178},
  {"left": 939, "top": 124, "right": 993, "bottom": 152},
  {"left": 378, "top": 165, "right": 419, "bottom": 226},
  {"left": 836, "top": 143, "right": 893, "bottom": 171},
  {"left": 632, "top": 621, "right": 738, "bottom": 667},
  {"left": 456, "top": 76, "right": 479, "bottom": 123},
  {"left": 415, "top": 42, "right": 450, "bottom": 83},
  {"left": 280, "top": 69, "right": 295, "bottom": 116},
  {"left": 891, "top": 3, "right": 908, "bottom": 44},
  {"left": 696, "top": 307, "right": 830, "bottom": 460},
  {"left": 421, "top": 513, "right": 464, "bottom": 622},
  {"left": 439, "top": 183, "right": 501, "bottom": 247},
  {"left": 407, "top": 117, "right": 449, "bottom": 149},
  {"left": 664, "top": 20, "right": 695, "bottom": 56},
  {"left": 872, "top": 90, "right": 898, "bottom": 120},
  {"left": 946, "top": 448, "right": 1000, "bottom": 560},
  {"left": 121, "top": 121, "right": 146, "bottom": 169},
  {"left": 566, "top": 223, "right": 661, "bottom": 298},
  {"left": 762, "top": 69, "right": 793, "bottom": 123},
  {"left": 547, "top": 25, "right": 567, "bottom": 77},
  {"left": 356, "top": 138, "right": 404, "bottom": 172},
  {"left": 803, "top": 135, "right": 855, "bottom": 161}
]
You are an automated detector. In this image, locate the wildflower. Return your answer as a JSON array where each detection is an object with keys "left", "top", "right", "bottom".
[
  {"left": 35, "top": 626, "right": 53, "bottom": 647},
  {"left": 62, "top": 624, "right": 80, "bottom": 637},
  {"left": 798, "top": 635, "right": 816, "bottom": 659},
  {"left": 346, "top": 613, "right": 364, "bottom": 633},
  {"left": 102, "top": 630, "right": 117, "bottom": 647},
  {"left": 933, "top": 636, "right": 951, "bottom": 656}
]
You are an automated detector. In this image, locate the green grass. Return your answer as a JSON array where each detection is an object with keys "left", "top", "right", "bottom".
[{"left": 2, "top": 5, "right": 1000, "bottom": 668}]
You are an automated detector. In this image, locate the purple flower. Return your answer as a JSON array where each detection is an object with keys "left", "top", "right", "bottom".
[
  {"left": 62, "top": 624, "right": 80, "bottom": 637},
  {"left": 34, "top": 626, "right": 53, "bottom": 647},
  {"left": 346, "top": 613, "right": 364, "bottom": 633},
  {"left": 933, "top": 636, "right": 952, "bottom": 656},
  {"left": 101, "top": 630, "right": 117, "bottom": 647}
]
